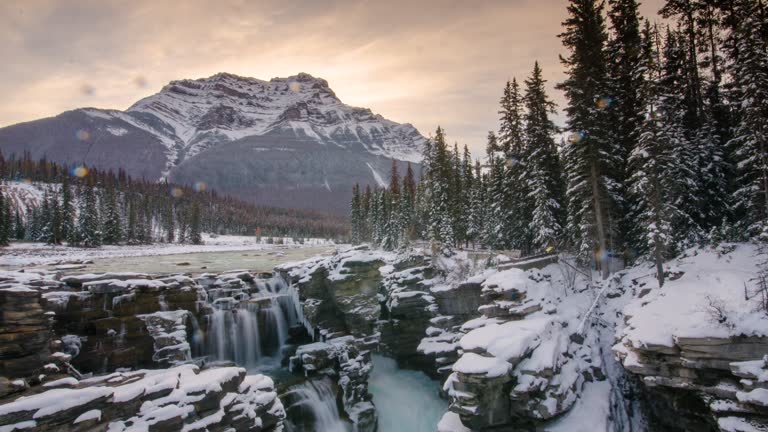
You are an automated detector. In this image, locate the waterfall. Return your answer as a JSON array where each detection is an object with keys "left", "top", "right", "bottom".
[
  {"left": 201, "top": 274, "right": 302, "bottom": 371},
  {"left": 283, "top": 378, "right": 351, "bottom": 432}
]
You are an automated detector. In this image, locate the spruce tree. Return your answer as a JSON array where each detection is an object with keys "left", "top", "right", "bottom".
[
  {"left": 484, "top": 131, "right": 507, "bottom": 249},
  {"left": 498, "top": 78, "right": 529, "bottom": 251},
  {"left": 402, "top": 163, "right": 416, "bottom": 241},
  {"left": 60, "top": 174, "right": 75, "bottom": 242},
  {"left": 77, "top": 186, "right": 101, "bottom": 247},
  {"left": 189, "top": 202, "right": 203, "bottom": 245},
  {"left": 726, "top": 0, "right": 768, "bottom": 237},
  {"left": 606, "top": 0, "right": 645, "bottom": 253},
  {"left": 427, "top": 127, "right": 455, "bottom": 247},
  {"left": 13, "top": 209, "right": 24, "bottom": 241},
  {"left": 524, "top": 62, "right": 565, "bottom": 250},
  {"left": 350, "top": 184, "right": 362, "bottom": 244},
  {"left": 558, "top": 0, "right": 621, "bottom": 277},
  {"left": 101, "top": 185, "right": 122, "bottom": 244},
  {"left": 628, "top": 23, "right": 675, "bottom": 286},
  {"left": 658, "top": 28, "right": 704, "bottom": 248},
  {"left": 0, "top": 192, "right": 9, "bottom": 246}
]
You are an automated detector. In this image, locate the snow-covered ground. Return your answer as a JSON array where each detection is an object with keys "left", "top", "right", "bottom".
[{"left": 0, "top": 234, "right": 337, "bottom": 267}]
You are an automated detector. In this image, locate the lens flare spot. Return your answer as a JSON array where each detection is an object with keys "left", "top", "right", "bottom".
[
  {"left": 170, "top": 187, "right": 184, "bottom": 198},
  {"left": 72, "top": 166, "right": 89, "bottom": 178},
  {"left": 596, "top": 96, "right": 613, "bottom": 110},
  {"left": 80, "top": 84, "right": 95, "bottom": 96},
  {"left": 288, "top": 82, "right": 302, "bottom": 92},
  {"left": 133, "top": 75, "right": 148, "bottom": 88},
  {"left": 193, "top": 181, "right": 207, "bottom": 192},
  {"left": 506, "top": 156, "right": 520, "bottom": 168},
  {"left": 568, "top": 131, "right": 585, "bottom": 144},
  {"left": 76, "top": 130, "right": 91, "bottom": 141}
]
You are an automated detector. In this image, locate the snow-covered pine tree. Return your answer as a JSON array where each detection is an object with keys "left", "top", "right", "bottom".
[
  {"left": 401, "top": 163, "right": 416, "bottom": 242},
  {"left": 497, "top": 78, "right": 529, "bottom": 251},
  {"left": 468, "top": 160, "right": 486, "bottom": 249},
  {"left": 450, "top": 143, "right": 467, "bottom": 247},
  {"left": 101, "top": 184, "right": 122, "bottom": 244},
  {"left": 428, "top": 127, "right": 455, "bottom": 247},
  {"left": 48, "top": 191, "right": 62, "bottom": 245},
  {"left": 0, "top": 192, "right": 9, "bottom": 246},
  {"left": 660, "top": 0, "right": 730, "bottom": 233},
  {"left": 523, "top": 61, "right": 565, "bottom": 251},
  {"left": 361, "top": 185, "right": 372, "bottom": 242},
  {"left": 125, "top": 194, "right": 138, "bottom": 244},
  {"left": 460, "top": 145, "right": 474, "bottom": 248},
  {"left": 350, "top": 184, "right": 362, "bottom": 244},
  {"left": 483, "top": 131, "right": 506, "bottom": 249},
  {"left": 13, "top": 209, "right": 24, "bottom": 241},
  {"left": 370, "top": 188, "right": 384, "bottom": 246},
  {"left": 382, "top": 160, "right": 402, "bottom": 250},
  {"left": 606, "top": 0, "right": 645, "bottom": 254},
  {"left": 725, "top": 0, "right": 768, "bottom": 237},
  {"left": 163, "top": 201, "right": 175, "bottom": 243},
  {"left": 628, "top": 23, "right": 676, "bottom": 287},
  {"left": 189, "top": 202, "right": 203, "bottom": 245},
  {"left": 77, "top": 185, "right": 101, "bottom": 247},
  {"left": 36, "top": 191, "right": 53, "bottom": 243},
  {"left": 558, "top": 0, "right": 622, "bottom": 277},
  {"left": 658, "top": 28, "right": 704, "bottom": 248},
  {"left": 60, "top": 174, "right": 75, "bottom": 242}
]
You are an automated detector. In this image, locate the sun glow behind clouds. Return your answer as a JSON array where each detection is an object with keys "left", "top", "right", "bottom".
[{"left": 0, "top": 0, "right": 665, "bottom": 155}]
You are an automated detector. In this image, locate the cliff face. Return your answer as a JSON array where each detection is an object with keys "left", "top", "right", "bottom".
[{"left": 614, "top": 244, "right": 768, "bottom": 431}]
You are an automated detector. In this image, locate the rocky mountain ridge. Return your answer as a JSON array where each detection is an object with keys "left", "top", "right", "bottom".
[{"left": 0, "top": 73, "right": 424, "bottom": 214}]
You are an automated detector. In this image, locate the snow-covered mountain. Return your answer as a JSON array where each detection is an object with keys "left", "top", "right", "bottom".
[{"left": 0, "top": 73, "right": 425, "bottom": 214}]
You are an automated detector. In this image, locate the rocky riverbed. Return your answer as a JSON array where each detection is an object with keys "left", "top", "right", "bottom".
[{"left": 0, "top": 243, "right": 766, "bottom": 431}]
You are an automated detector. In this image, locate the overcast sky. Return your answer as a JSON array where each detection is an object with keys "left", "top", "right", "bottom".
[{"left": 0, "top": 0, "right": 664, "bottom": 155}]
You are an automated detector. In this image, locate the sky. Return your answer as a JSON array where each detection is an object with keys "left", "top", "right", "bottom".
[{"left": 0, "top": 0, "right": 665, "bottom": 155}]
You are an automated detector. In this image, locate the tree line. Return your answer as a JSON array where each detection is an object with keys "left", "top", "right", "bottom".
[
  {"left": 0, "top": 153, "right": 349, "bottom": 246},
  {"left": 351, "top": 0, "right": 768, "bottom": 286}
]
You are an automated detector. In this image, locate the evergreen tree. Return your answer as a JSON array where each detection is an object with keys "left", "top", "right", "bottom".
[
  {"left": 401, "top": 163, "right": 417, "bottom": 241},
  {"left": 350, "top": 184, "right": 362, "bottom": 244},
  {"left": 427, "top": 127, "right": 455, "bottom": 247},
  {"left": 164, "top": 202, "right": 175, "bottom": 243},
  {"left": 658, "top": 28, "right": 704, "bottom": 247},
  {"left": 36, "top": 191, "right": 53, "bottom": 243},
  {"left": 558, "top": 0, "right": 621, "bottom": 277},
  {"left": 523, "top": 62, "right": 565, "bottom": 250},
  {"left": 726, "top": 0, "right": 768, "bottom": 237},
  {"left": 484, "top": 131, "right": 507, "bottom": 249},
  {"left": 189, "top": 202, "right": 203, "bottom": 245},
  {"left": 101, "top": 185, "right": 122, "bottom": 244},
  {"left": 60, "top": 174, "right": 75, "bottom": 242},
  {"left": 467, "top": 160, "right": 486, "bottom": 248},
  {"left": 77, "top": 186, "right": 101, "bottom": 247},
  {"left": 13, "top": 209, "right": 25, "bottom": 241},
  {"left": 497, "top": 78, "right": 529, "bottom": 250},
  {"left": 0, "top": 192, "right": 9, "bottom": 246},
  {"left": 628, "top": 23, "right": 676, "bottom": 287},
  {"left": 606, "top": 0, "right": 645, "bottom": 253}
]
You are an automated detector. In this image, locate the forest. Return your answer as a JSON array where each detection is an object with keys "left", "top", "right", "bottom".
[
  {"left": 0, "top": 153, "right": 350, "bottom": 246},
  {"left": 350, "top": 0, "right": 768, "bottom": 285}
]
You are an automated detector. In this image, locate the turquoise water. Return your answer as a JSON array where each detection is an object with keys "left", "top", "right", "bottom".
[{"left": 369, "top": 355, "right": 447, "bottom": 432}]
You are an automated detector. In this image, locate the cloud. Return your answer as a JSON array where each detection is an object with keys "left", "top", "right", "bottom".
[{"left": 0, "top": 0, "right": 664, "bottom": 156}]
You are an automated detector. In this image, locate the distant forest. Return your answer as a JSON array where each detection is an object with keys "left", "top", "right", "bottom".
[{"left": 0, "top": 153, "right": 349, "bottom": 246}]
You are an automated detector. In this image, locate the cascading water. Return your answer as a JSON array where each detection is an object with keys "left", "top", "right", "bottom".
[
  {"left": 283, "top": 377, "right": 351, "bottom": 432},
  {"left": 199, "top": 273, "right": 350, "bottom": 429},
  {"left": 201, "top": 275, "right": 300, "bottom": 371}
]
